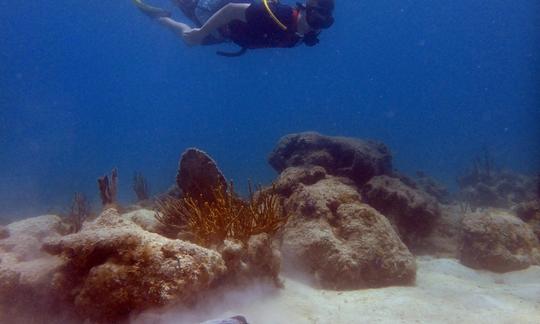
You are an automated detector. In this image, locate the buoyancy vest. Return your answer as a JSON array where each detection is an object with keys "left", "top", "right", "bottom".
[{"left": 222, "top": 0, "right": 301, "bottom": 50}]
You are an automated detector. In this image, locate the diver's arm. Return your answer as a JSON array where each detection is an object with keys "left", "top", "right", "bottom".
[{"left": 183, "top": 3, "right": 250, "bottom": 45}]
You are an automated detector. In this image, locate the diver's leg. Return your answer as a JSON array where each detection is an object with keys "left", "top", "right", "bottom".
[
  {"left": 133, "top": 0, "right": 172, "bottom": 18},
  {"left": 157, "top": 17, "right": 193, "bottom": 37},
  {"left": 158, "top": 17, "right": 223, "bottom": 45}
]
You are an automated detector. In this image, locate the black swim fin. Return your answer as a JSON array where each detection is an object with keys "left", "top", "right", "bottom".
[{"left": 133, "top": 0, "right": 172, "bottom": 19}]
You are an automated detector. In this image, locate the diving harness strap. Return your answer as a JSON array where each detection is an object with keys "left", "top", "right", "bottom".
[{"left": 217, "top": 0, "right": 289, "bottom": 57}]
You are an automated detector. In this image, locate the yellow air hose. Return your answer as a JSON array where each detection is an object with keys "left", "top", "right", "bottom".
[{"left": 262, "top": 0, "right": 288, "bottom": 30}]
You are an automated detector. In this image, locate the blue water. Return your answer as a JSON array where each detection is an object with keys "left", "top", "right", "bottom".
[{"left": 1, "top": 0, "right": 539, "bottom": 219}]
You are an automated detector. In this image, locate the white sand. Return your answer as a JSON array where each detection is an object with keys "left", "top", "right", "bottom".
[{"left": 134, "top": 257, "right": 540, "bottom": 324}]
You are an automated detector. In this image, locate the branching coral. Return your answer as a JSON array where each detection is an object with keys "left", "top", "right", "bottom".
[
  {"left": 155, "top": 184, "right": 287, "bottom": 246},
  {"left": 133, "top": 171, "right": 150, "bottom": 202},
  {"left": 62, "top": 192, "right": 91, "bottom": 233},
  {"left": 98, "top": 168, "right": 118, "bottom": 207}
]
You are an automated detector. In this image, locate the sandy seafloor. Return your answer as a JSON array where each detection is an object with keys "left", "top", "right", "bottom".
[{"left": 133, "top": 257, "right": 540, "bottom": 324}]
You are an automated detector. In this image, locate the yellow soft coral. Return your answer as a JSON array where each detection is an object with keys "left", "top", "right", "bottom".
[{"left": 155, "top": 184, "right": 287, "bottom": 246}]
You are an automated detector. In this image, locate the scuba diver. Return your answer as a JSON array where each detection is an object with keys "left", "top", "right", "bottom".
[{"left": 133, "top": 0, "right": 334, "bottom": 56}]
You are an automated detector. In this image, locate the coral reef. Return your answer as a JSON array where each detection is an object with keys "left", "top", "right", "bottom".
[
  {"left": 155, "top": 184, "right": 287, "bottom": 247},
  {"left": 459, "top": 209, "right": 540, "bottom": 272},
  {"left": 457, "top": 151, "right": 536, "bottom": 209},
  {"left": 361, "top": 175, "right": 441, "bottom": 249},
  {"left": 3, "top": 133, "right": 539, "bottom": 322},
  {"left": 0, "top": 206, "right": 283, "bottom": 323},
  {"left": 268, "top": 132, "right": 392, "bottom": 185},
  {"left": 277, "top": 168, "right": 416, "bottom": 289},
  {"left": 97, "top": 168, "right": 118, "bottom": 206},
  {"left": 133, "top": 171, "right": 150, "bottom": 202},
  {"left": 42, "top": 208, "right": 228, "bottom": 322}
]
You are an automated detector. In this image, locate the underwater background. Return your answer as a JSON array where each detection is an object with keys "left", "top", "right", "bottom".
[{"left": 1, "top": 0, "right": 538, "bottom": 219}]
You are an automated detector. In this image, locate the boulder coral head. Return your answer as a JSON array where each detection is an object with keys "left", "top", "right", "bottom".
[
  {"left": 268, "top": 132, "right": 392, "bottom": 186},
  {"left": 361, "top": 175, "right": 441, "bottom": 249},
  {"left": 278, "top": 170, "right": 416, "bottom": 289},
  {"left": 460, "top": 209, "right": 540, "bottom": 272}
]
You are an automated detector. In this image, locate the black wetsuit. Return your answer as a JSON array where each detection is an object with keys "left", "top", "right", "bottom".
[
  {"left": 176, "top": 0, "right": 302, "bottom": 49},
  {"left": 222, "top": 1, "right": 301, "bottom": 49}
]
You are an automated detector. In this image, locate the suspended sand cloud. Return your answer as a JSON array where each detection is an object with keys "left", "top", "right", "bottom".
[{"left": 132, "top": 257, "right": 540, "bottom": 324}]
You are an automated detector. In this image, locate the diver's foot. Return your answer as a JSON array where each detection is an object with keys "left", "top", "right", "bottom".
[{"left": 133, "top": 0, "right": 172, "bottom": 19}]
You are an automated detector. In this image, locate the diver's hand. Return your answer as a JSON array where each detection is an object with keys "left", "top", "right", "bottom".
[{"left": 182, "top": 28, "right": 206, "bottom": 46}]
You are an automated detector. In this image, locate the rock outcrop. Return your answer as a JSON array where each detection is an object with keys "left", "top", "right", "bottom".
[
  {"left": 272, "top": 165, "right": 327, "bottom": 197},
  {"left": 459, "top": 209, "right": 540, "bottom": 272},
  {"left": 268, "top": 132, "right": 392, "bottom": 186},
  {"left": 219, "top": 233, "right": 282, "bottom": 287},
  {"left": 122, "top": 208, "right": 162, "bottom": 234},
  {"left": 1, "top": 206, "right": 285, "bottom": 323},
  {"left": 0, "top": 215, "right": 64, "bottom": 261},
  {"left": 43, "top": 208, "right": 227, "bottom": 322},
  {"left": 416, "top": 204, "right": 462, "bottom": 257},
  {"left": 514, "top": 200, "right": 540, "bottom": 241},
  {"left": 0, "top": 215, "right": 67, "bottom": 322},
  {"left": 414, "top": 171, "right": 450, "bottom": 204},
  {"left": 361, "top": 175, "right": 441, "bottom": 249},
  {"left": 278, "top": 169, "right": 416, "bottom": 289},
  {"left": 0, "top": 226, "right": 8, "bottom": 240}
]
